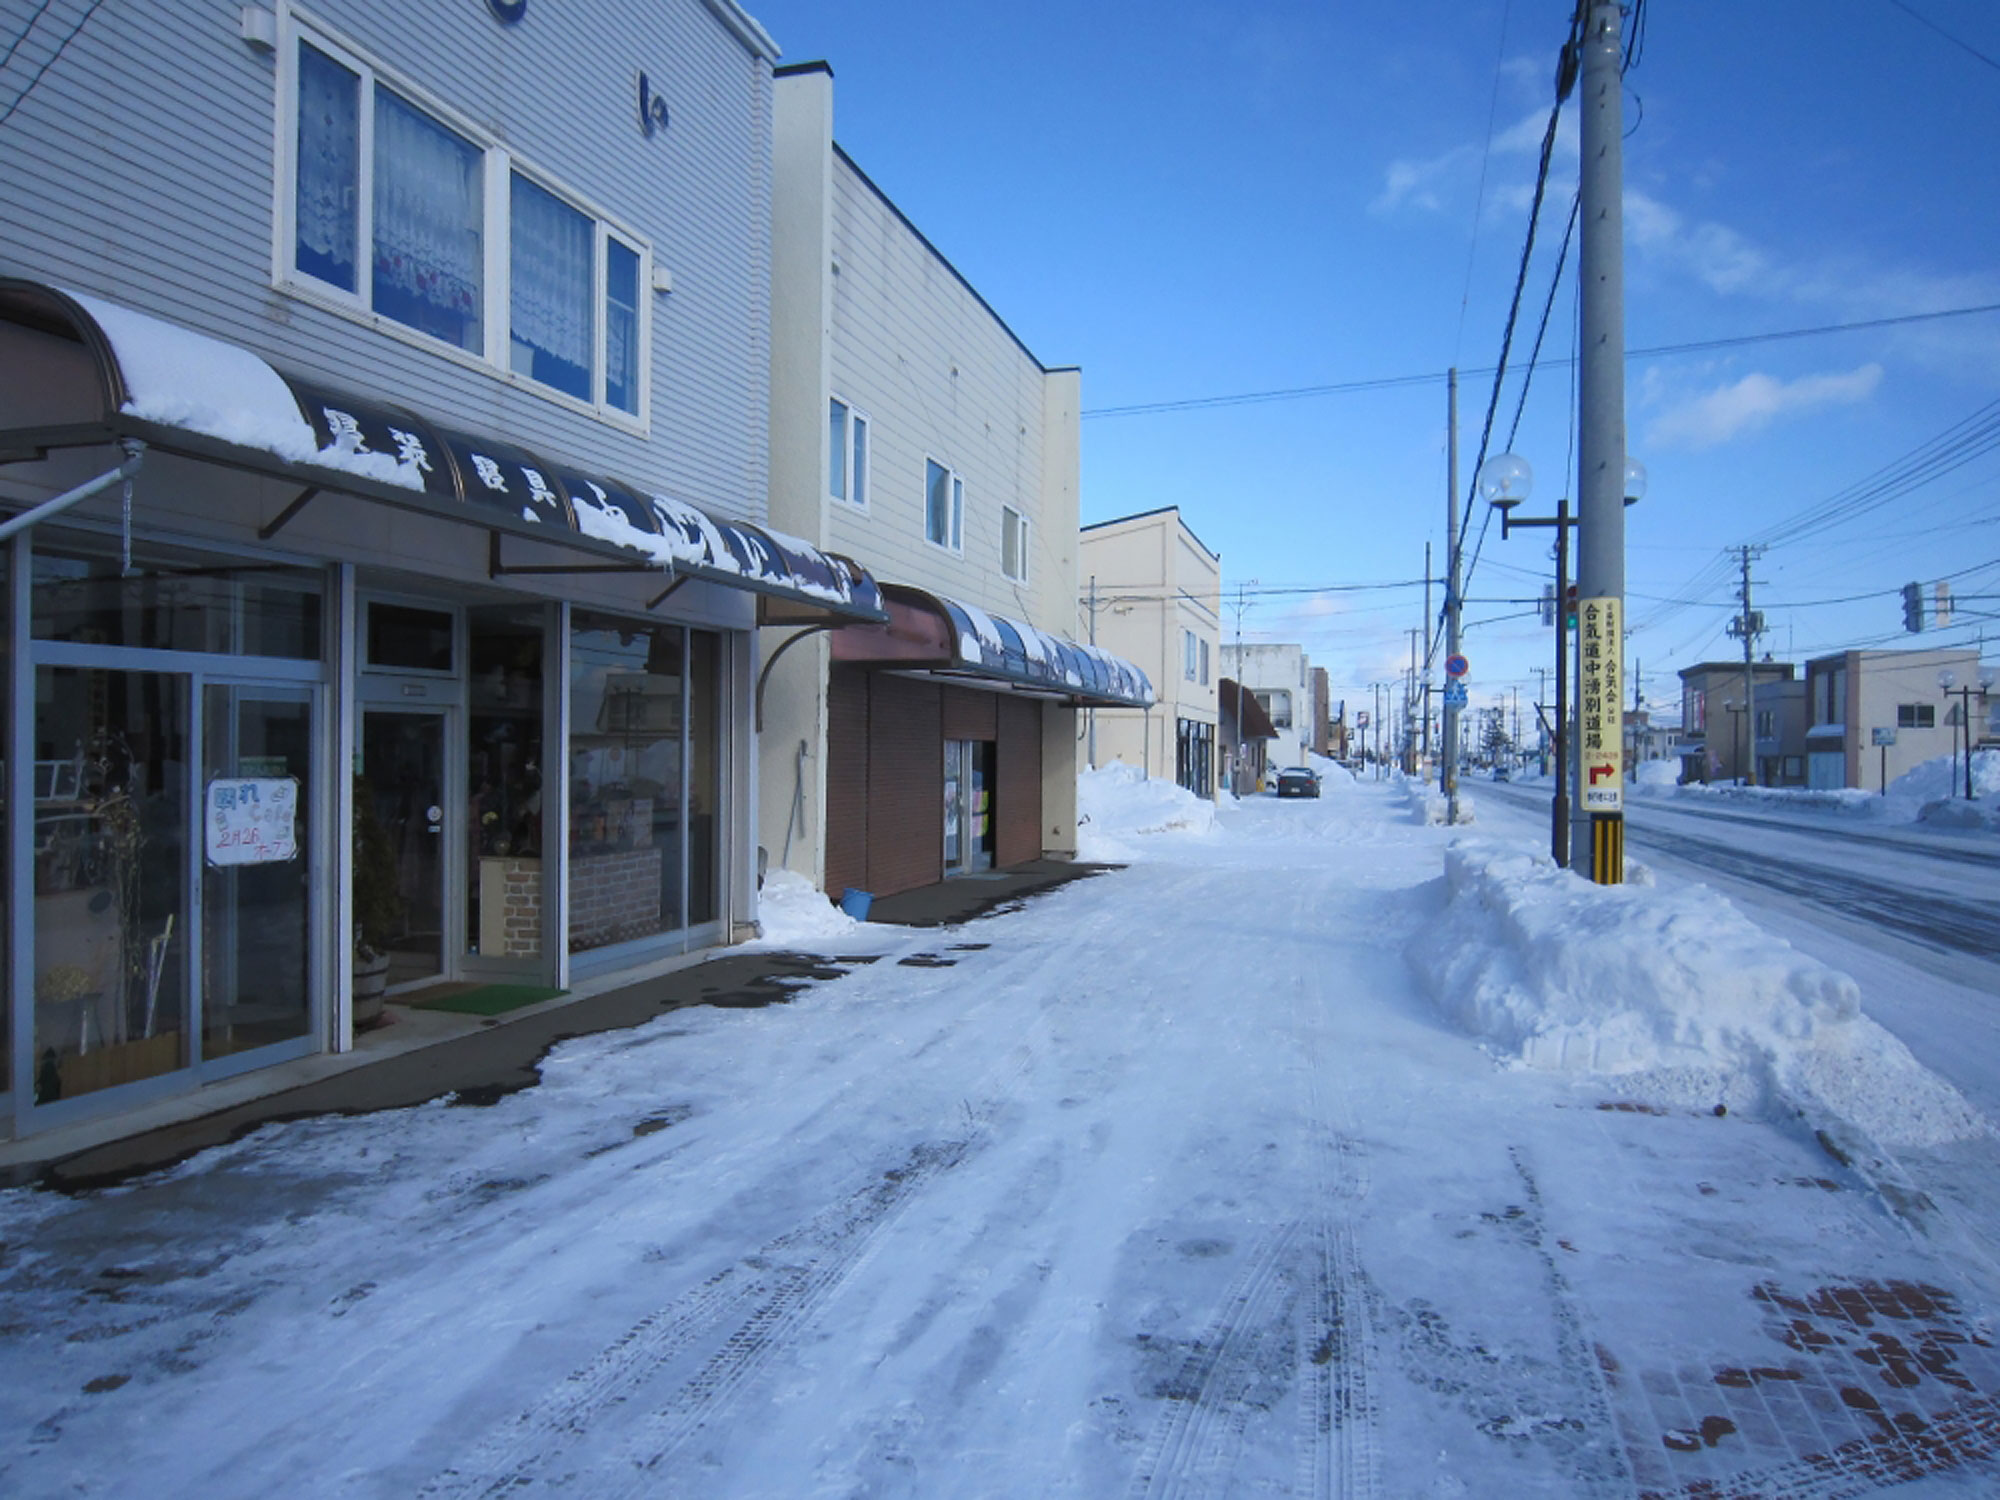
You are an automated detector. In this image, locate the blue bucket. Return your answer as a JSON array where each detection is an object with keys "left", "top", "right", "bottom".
[{"left": 838, "top": 888, "right": 874, "bottom": 921}]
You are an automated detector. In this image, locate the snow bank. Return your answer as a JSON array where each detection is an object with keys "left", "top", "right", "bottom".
[
  {"left": 1076, "top": 763, "right": 1216, "bottom": 860},
  {"left": 752, "top": 869, "right": 863, "bottom": 946},
  {"left": 1635, "top": 750, "right": 2000, "bottom": 831},
  {"left": 1633, "top": 758, "right": 1680, "bottom": 788},
  {"left": 1408, "top": 840, "right": 1986, "bottom": 1149},
  {"left": 1400, "top": 773, "right": 1471, "bottom": 826}
]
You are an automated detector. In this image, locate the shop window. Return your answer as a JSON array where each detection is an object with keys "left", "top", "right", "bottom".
[
  {"left": 830, "top": 398, "right": 869, "bottom": 508},
  {"left": 286, "top": 25, "right": 649, "bottom": 421},
  {"left": 568, "top": 616, "right": 722, "bottom": 954},
  {"left": 32, "top": 668, "right": 190, "bottom": 1104},
  {"left": 366, "top": 601, "right": 454, "bottom": 673},
  {"left": 468, "top": 606, "right": 546, "bottom": 961},
  {"left": 33, "top": 539, "right": 322, "bottom": 658}
]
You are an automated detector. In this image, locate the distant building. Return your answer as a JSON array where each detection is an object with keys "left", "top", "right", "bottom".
[
  {"left": 1218, "top": 678, "right": 1279, "bottom": 796},
  {"left": 1077, "top": 507, "right": 1221, "bottom": 798},
  {"left": 1677, "top": 661, "right": 1798, "bottom": 785},
  {"left": 1222, "top": 643, "right": 1311, "bottom": 779},
  {"left": 1802, "top": 647, "right": 1994, "bottom": 790}
]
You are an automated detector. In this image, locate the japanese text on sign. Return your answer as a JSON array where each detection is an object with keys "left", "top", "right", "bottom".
[
  {"left": 1577, "top": 596, "right": 1623, "bottom": 812},
  {"left": 205, "top": 778, "right": 299, "bottom": 866}
]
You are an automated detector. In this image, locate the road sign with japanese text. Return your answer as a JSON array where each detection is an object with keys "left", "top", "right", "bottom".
[{"left": 1577, "top": 596, "right": 1623, "bottom": 812}]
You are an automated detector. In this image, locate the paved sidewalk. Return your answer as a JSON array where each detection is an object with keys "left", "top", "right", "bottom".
[{"left": 6, "top": 861, "right": 1111, "bottom": 1191}]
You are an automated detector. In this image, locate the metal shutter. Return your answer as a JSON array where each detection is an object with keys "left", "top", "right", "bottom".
[
  {"left": 867, "top": 674, "right": 944, "bottom": 896},
  {"left": 942, "top": 684, "right": 998, "bottom": 741},
  {"left": 825, "top": 666, "right": 870, "bottom": 898},
  {"left": 996, "top": 694, "right": 1043, "bottom": 867}
]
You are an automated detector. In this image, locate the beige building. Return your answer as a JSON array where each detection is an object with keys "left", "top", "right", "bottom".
[
  {"left": 1803, "top": 647, "right": 1995, "bottom": 790},
  {"left": 1078, "top": 508, "right": 1222, "bottom": 797},
  {"left": 760, "top": 65, "right": 1149, "bottom": 902}
]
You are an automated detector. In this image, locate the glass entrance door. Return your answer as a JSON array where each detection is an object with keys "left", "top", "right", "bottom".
[
  {"left": 202, "top": 685, "right": 314, "bottom": 1060},
  {"left": 358, "top": 710, "right": 447, "bottom": 989},
  {"left": 943, "top": 739, "right": 995, "bottom": 875}
]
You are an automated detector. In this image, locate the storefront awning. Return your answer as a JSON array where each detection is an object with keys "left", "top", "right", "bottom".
[
  {"left": 0, "top": 280, "right": 886, "bottom": 624},
  {"left": 829, "top": 583, "right": 1153, "bottom": 710}
]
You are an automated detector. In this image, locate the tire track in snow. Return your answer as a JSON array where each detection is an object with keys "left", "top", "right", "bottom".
[
  {"left": 419, "top": 1134, "right": 974, "bottom": 1498},
  {"left": 1295, "top": 964, "right": 1381, "bottom": 1500},
  {"left": 1122, "top": 1216, "right": 1307, "bottom": 1500},
  {"left": 422, "top": 910, "right": 1098, "bottom": 1498}
]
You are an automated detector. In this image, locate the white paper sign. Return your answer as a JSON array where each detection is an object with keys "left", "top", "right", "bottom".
[{"left": 205, "top": 777, "right": 299, "bottom": 866}]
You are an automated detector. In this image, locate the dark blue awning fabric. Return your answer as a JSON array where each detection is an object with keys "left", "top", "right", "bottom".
[
  {"left": 0, "top": 279, "right": 886, "bottom": 624},
  {"left": 886, "top": 585, "right": 1152, "bottom": 709}
]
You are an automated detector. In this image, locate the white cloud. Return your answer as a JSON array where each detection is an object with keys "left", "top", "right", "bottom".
[{"left": 1645, "top": 364, "right": 1884, "bottom": 450}]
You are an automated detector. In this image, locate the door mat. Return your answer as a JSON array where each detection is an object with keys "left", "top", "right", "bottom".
[{"left": 409, "top": 984, "right": 567, "bottom": 1017}]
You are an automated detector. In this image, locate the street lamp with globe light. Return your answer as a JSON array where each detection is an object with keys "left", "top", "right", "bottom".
[{"left": 1482, "top": 451, "right": 1645, "bottom": 869}]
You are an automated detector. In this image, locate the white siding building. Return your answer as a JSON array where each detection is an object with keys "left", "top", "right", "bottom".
[
  {"left": 1222, "top": 642, "right": 1312, "bottom": 784},
  {"left": 0, "top": 0, "right": 884, "bottom": 1144}
]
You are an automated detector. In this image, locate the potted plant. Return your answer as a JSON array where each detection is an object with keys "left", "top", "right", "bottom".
[{"left": 350, "top": 777, "right": 401, "bottom": 1028}]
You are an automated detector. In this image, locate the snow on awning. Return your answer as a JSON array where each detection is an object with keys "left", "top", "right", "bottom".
[
  {"left": 829, "top": 583, "right": 1152, "bottom": 709},
  {"left": 0, "top": 280, "right": 886, "bottom": 624}
]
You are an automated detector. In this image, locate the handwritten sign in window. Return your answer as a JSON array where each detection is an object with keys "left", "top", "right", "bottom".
[{"left": 205, "top": 778, "right": 299, "bottom": 866}]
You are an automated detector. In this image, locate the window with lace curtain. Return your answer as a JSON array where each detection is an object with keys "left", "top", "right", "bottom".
[{"left": 283, "top": 25, "right": 649, "bottom": 422}]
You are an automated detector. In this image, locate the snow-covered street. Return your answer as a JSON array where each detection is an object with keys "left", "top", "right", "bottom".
[{"left": 4, "top": 773, "right": 1999, "bottom": 1498}]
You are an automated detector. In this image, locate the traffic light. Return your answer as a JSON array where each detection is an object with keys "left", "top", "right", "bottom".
[
  {"left": 1901, "top": 581, "right": 1926, "bottom": 633},
  {"left": 1564, "top": 584, "right": 1578, "bottom": 630}
]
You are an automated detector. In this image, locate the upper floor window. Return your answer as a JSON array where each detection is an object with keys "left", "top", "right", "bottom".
[
  {"left": 1183, "top": 630, "right": 1197, "bottom": 682},
  {"left": 1001, "top": 505, "right": 1029, "bottom": 582},
  {"left": 286, "top": 28, "right": 647, "bottom": 421},
  {"left": 829, "top": 398, "right": 868, "bottom": 507},
  {"left": 1897, "top": 703, "right": 1936, "bottom": 729},
  {"left": 1200, "top": 639, "right": 1210, "bottom": 685},
  {"left": 925, "top": 459, "right": 963, "bottom": 552}
]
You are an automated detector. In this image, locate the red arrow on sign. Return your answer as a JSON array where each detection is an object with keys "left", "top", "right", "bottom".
[{"left": 1588, "top": 764, "right": 1616, "bottom": 784}]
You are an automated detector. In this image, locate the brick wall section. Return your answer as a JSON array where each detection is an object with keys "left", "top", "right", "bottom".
[
  {"left": 569, "top": 848, "right": 665, "bottom": 951},
  {"left": 500, "top": 859, "right": 542, "bottom": 960}
]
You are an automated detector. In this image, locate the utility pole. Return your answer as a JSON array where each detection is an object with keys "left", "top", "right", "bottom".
[
  {"left": 1087, "top": 575, "right": 1098, "bottom": 770},
  {"left": 1230, "top": 582, "right": 1252, "bottom": 795},
  {"left": 1421, "top": 541, "right": 1433, "bottom": 772},
  {"left": 1572, "top": 0, "right": 1628, "bottom": 881},
  {"left": 1444, "top": 368, "right": 1464, "bottom": 821},
  {"left": 1728, "top": 545, "right": 1767, "bottom": 787},
  {"left": 1406, "top": 627, "right": 1422, "bottom": 774},
  {"left": 1535, "top": 666, "right": 1550, "bottom": 776}
]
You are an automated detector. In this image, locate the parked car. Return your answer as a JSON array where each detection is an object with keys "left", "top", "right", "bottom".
[
  {"left": 1492, "top": 765, "right": 1511, "bottom": 782},
  {"left": 1276, "top": 767, "right": 1320, "bottom": 799}
]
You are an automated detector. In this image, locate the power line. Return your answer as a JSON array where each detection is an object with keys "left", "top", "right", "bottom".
[
  {"left": 1885, "top": 0, "right": 2000, "bottom": 75},
  {"left": 0, "top": 0, "right": 107, "bottom": 132},
  {"left": 1078, "top": 301, "right": 2000, "bottom": 420}
]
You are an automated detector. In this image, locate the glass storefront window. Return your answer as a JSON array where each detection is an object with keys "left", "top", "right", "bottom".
[
  {"left": 202, "top": 686, "right": 313, "bottom": 1060},
  {"left": 366, "top": 601, "right": 454, "bottom": 673},
  {"left": 688, "top": 629, "right": 719, "bottom": 927},
  {"left": 32, "top": 537, "right": 321, "bottom": 658},
  {"left": 32, "top": 667, "right": 189, "bottom": 1103},
  {"left": 568, "top": 614, "right": 720, "bottom": 953},
  {"left": 468, "top": 605, "right": 544, "bottom": 961}
]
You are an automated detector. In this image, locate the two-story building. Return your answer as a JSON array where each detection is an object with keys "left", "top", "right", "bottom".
[
  {"left": 1803, "top": 647, "right": 1993, "bottom": 790},
  {"left": 1221, "top": 642, "right": 1311, "bottom": 782},
  {"left": 0, "top": 2, "right": 895, "bottom": 1141},
  {"left": 1676, "top": 660, "right": 1797, "bottom": 786},
  {"left": 758, "top": 65, "right": 1149, "bottom": 904},
  {"left": 1077, "top": 507, "right": 1220, "bottom": 799}
]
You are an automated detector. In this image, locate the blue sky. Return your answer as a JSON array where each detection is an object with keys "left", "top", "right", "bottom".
[{"left": 744, "top": 0, "right": 2000, "bottom": 728}]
